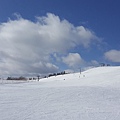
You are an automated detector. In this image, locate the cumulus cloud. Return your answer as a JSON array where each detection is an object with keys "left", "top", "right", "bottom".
[
  {"left": 62, "top": 53, "right": 84, "bottom": 68},
  {"left": 90, "top": 60, "right": 99, "bottom": 66},
  {"left": 104, "top": 50, "right": 120, "bottom": 62},
  {"left": 0, "top": 13, "right": 99, "bottom": 76}
]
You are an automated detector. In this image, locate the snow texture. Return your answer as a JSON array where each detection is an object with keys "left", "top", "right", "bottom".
[{"left": 0, "top": 66, "right": 120, "bottom": 120}]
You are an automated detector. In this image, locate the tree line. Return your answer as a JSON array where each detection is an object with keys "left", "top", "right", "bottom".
[
  {"left": 45, "top": 71, "right": 66, "bottom": 78},
  {"left": 7, "top": 76, "right": 27, "bottom": 80}
]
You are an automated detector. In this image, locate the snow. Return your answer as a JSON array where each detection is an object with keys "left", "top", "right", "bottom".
[{"left": 0, "top": 66, "right": 120, "bottom": 120}]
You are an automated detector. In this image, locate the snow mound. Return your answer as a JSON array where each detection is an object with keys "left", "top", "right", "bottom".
[{"left": 40, "top": 66, "right": 120, "bottom": 87}]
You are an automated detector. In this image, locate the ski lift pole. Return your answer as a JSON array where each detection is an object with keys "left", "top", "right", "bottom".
[{"left": 37, "top": 75, "right": 40, "bottom": 81}]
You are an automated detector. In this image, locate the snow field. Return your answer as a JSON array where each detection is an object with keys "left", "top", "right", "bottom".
[{"left": 0, "top": 66, "right": 120, "bottom": 120}]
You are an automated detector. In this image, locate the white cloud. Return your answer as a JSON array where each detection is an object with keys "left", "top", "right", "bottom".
[
  {"left": 62, "top": 53, "right": 84, "bottom": 68},
  {"left": 0, "top": 13, "right": 99, "bottom": 76},
  {"left": 91, "top": 60, "right": 99, "bottom": 66},
  {"left": 104, "top": 50, "right": 120, "bottom": 62}
]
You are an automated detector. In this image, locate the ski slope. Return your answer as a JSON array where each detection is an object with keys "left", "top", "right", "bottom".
[{"left": 0, "top": 66, "right": 120, "bottom": 120}]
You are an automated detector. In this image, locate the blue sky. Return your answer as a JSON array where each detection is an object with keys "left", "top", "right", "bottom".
[{"left": 0, "top": 0, "right": 120, "bottom": 77}]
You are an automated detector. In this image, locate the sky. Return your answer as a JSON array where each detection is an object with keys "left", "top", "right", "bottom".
[{"left": 0, "top": 0, "right": 120, "bottom": 77}]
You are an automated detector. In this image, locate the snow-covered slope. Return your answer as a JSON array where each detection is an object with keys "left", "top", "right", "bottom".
[
  {"left": 40, "top": 66, "right": 120, "bottom": 87},
  {"left": 0, "top": 66, "right": 120, "bottom": 120}
]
